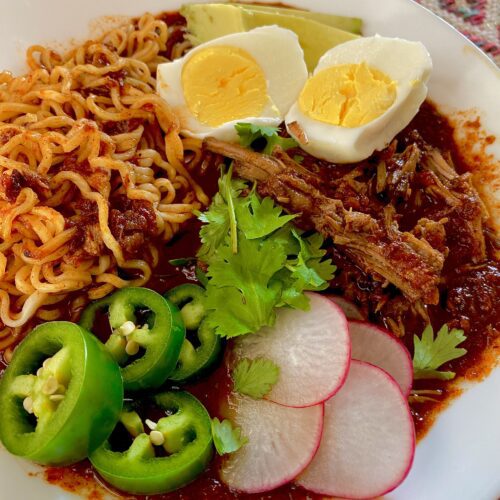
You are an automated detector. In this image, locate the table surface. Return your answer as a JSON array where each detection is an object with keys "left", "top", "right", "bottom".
[{"left": 416, "top": 0, "right": 499, "bottom": 65}]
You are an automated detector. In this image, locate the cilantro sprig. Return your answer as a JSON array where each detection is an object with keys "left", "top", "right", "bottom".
[
  {"left": 232, "top": 358, "right": 280, "bottom": 399},
  {"left": 235, "top": 123, "right": 298, "bottom": 155},
  {"left": 211, "top": 418, "right": 247, "bottom": 455},
  {"left": 198, "top": 171, "right": 246, "bottom": 260},
  {"left": 197, "top": 170, "right": 335, "bottom": 338},
  {"left": 413, "top": 324, "right": 467, "bottom": 380}
]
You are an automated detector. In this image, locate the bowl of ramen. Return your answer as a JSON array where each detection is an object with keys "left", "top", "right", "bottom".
[{"left": 0, "top": 0, "right": 498, "bottom": 499}]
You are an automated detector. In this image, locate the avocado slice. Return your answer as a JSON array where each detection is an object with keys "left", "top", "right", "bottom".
[
  {"left": 181, "top": 3, "right": 360, "bottom": 70},
  {"left": 232, "top": 3, "right": 362, "bottom": 34}
]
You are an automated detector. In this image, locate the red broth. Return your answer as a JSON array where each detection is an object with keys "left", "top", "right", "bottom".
[
  {"left": 0, "top": 8, "right": 495, "bottom": 499},
  {"left": 4, "top": 98, "right": 497, "bottom": 500},
  {"left": 0, "top": 101, "right": 490, "bottom": 500}
]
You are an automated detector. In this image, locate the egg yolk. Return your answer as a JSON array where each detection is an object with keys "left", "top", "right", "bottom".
[
  {"left": 298, "top": 63, "right": 397, "bottom": 128},
  {"left": 181, "top": 46, "right": 268, "bottom": 127}
]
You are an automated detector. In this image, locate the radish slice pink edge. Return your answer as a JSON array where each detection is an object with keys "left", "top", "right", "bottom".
[
  {"left": 234, "top": 292, "right": 351, "bottom": 408},
  {"left": 327, "top": 295, "right": 364, "bottom": 320},
  {"left": 349, "top": 320, "right": 413, "bottom": 397},
  {"left": 296, "top": 360, "right": 415, "bottom": 499},
  {"left": 220, "top": 396, "right": 324, "bottom": 493}
]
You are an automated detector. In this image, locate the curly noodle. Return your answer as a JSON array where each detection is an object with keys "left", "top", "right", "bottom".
[{"left": 0, "top": 13, "right": 206, "bottom": 354}]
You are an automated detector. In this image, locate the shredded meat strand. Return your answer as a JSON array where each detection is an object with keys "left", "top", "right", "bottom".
[{"left": 204, "top": 138, "right": 446, "bottom": 304}]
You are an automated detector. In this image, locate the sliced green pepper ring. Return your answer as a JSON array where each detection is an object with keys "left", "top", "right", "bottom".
[
  {"left": 0, "top": 321, "right": 123, "bottom": 466},
  {"left": 165, "top": 284, "right": 222, "bottom": 383},
  {"left": 90, "top": 391, "right": 213, "bottom": 495},
  {"left": 80, "top": 287, "right": 185, "bottom": 391}
]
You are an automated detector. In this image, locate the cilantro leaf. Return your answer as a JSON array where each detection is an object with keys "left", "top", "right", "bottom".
[
  {"left": 276, "top": 277, "right": 310, "bottom": 310},
  {"left": 237, "top": 191, "right": 296, "bottom": 239},
  {"left": 211, "top": 417, "right": 247, "bottom": 455},
  {"left": 205, "top": 286, "right": 276, "bottom": 338},
  {"left": 264, "top": 134, "right": 298, "bottom": 155},
  {"left": 307, "top": 257, "right": 337, "bottom": 286},
  {"left": 295, "top": 231, "right": 336, "bottom": 287},
  {"left": 235, "top": 123, "right": 279, "bottom": 147},
  {"left": 232, "top": 358, "right": 280, "bottom": 399},
  {"left": 413, "top": 324, "right": 467, "bottom": 380},
  {"left": 288, "top": 253, "right": 327, "bottom": 289},
  {"left": 235, "top": 122, "right": 298, "bottom": 155},
  {"left": 301, "top": 231, "right": 329, "bottom": 259},
  {"left": 197, "top": 170, "right": 335, "bottom": 338},
  {"left": 198, "top": 200, "right": 230, "bottom": 260},
  {"left": 205, "top": 236, "right": 285, "bottom": 337},
  {"left": 279, "top": 230, "right": 335, "bottom": 304},
  {"left": 198, "top": 172, "right": 247, "bottom": 260}
]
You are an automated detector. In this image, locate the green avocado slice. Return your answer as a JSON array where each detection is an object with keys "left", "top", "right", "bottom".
[
  {"left": 232, "top": 3, "right": 362, "bottom": 34},
  {"left": 180, "top": 3, "right": 360, "bottom": 70}
]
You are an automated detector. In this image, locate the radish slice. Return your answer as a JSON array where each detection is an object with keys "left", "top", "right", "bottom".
[
  {"left": 220, "top": 396, "right": 324, "bottom": 493},
  {"left": 297, "top": 360, "right": 415, "bottom": 499},
  {"left": 234, "top": 292, "right": 351, "bottom": 407},
  {"left": 327, "top": 295, "right": 364, "bottom": 320},
  {"left": 349, "top": 320, "right": 413, "bottom": 396}
]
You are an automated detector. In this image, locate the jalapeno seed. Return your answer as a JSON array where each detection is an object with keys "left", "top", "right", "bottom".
[
  {"left": 42, "top": 376, "right": 59, "bottom": 395},
  {"left": 125, "top": 340, "right": 140, "bottom": 356},
  {"left": 15, "top": 348, "right": 72, "bottom": 421},
  {"left": 145, "top": 419, "right": 157, "bottom": 430},
  {"left": 149, "top": 430, "right": 165, "bottom": 447},
  {"left": 119, "top": 321, "right": 136, "bottom": 336},
  {"left": 49, "top": 394, "right": 65, "bottom": 402},
  {"left": 23, "top": 396, "right": 34, "bottom": 414}
]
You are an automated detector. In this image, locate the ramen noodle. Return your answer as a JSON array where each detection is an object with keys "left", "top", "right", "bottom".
[{"left": 0, "top": 13, "right": 207, "bottom": 354}]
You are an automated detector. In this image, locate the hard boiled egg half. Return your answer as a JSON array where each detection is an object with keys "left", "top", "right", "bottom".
[
  {"left": 157, "top": 26, "right": 308, "bottom": 141},
  {"left": 285, "top": 36, "right": 432, "bottom": 163}
]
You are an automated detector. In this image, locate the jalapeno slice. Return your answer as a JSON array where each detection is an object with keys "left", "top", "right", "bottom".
[
  {"left": 165, "top": 284, "right": 222, "bottom": 383},
  {"left": 0, "top": 322, "right": 123, "bottom": 466},
  {"left": 80, "top": 287, "right": 185, "bottom": 391},
  {"left": 90, "top": 391, "right": 213, "bottom": 495}
]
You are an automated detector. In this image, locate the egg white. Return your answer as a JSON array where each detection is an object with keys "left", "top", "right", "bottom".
[
  {"left": 157, "top": 26, "right": 308, "bottom": 141},
  {"left": 285, "top": 36, "right": 433, "bottom": 163}
]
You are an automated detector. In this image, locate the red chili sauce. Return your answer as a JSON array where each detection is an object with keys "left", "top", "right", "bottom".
[
  {"left": 0, "top": 8, "right": 496, "bottom": 499},
  {"left": 38, "top": 100, "right": 499, "bottom": 499},
  {"left": 42, "top": 218, "right": 322, "bottom": 500},
  {"left": 391, "top": 103, "right": 499, "bottom": 434},
  {"left": 327, "top": 101, "right": 499, "bottom": 437}
]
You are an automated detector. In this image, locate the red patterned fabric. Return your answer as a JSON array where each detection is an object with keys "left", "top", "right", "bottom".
[{"left": 416, "top": 0, "right": 499, "bottom": 65}]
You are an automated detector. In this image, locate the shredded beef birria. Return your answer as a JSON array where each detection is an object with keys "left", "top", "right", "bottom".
[{"left": 204, "top": 126, "right": 489, "bottom": 320}]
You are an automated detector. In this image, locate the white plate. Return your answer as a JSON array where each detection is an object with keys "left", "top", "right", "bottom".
[{"left": 0, "top": 1, "right": 499, "bottom": 499}]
